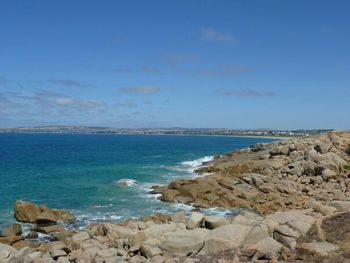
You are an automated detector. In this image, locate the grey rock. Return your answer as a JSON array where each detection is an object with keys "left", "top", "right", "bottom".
[
  {"left": 171, "top": 211, "right": 185, "bottom": 223},
  {"left": 254, "top": 237, "right": 283, "bottom": 258},
  {"left": 203, "top": 216, "right": 229, "bottom": 229},
  {"left": 186, "top": 212, "right": 203, "bottom": 229},
  {"left": 160, "top": 228, "right": 208, "bottom": 257},
  {"left": 141, "top": 245, "right": 162, "bottom": 258},
  {"left": 329, "top": 201, "right": 350, "bottom": 212}
]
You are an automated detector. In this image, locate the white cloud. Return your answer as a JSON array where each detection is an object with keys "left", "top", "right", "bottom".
[
  {"left": 200, "top": 28, "right": 239, "bottom": 44},
  {"left": 115, "top": 102, "right": 138, "bottom": 108},
  {"left": 197, "top": 64, "right": 250, "bottom": 76},
  {"left": 48, "top": 78, "right": 94, "bottom": 88},
  {"left": 118, "top": 86, "right": 160, "bottom": 94},
  {"left": 216, "top": 88, "right": 277, "bottom": 97},
  {"left": 56, "top": 97, "right": 76, "bottom": 106}
]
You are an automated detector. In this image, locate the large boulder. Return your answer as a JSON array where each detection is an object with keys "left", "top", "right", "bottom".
[
  {"left": 160, "top": 228, "right": 208, "bottom": 257},
  {"left": 243, "top": 224, "right": 270, "bottom": 247},
  {"left": 186, "top": 212, "right": 203, "bottom": 229},
  {"left": 141, "top": 245, "right": 162, "bottom": 258},
  {"left": 102, "top": 224, "right": 133, "bottom": 240},
  {"left": 321, "top": 211, "right": 350, "bottom": 244},
  {"left": 145, "top": 223, "right": 185, "bottom": 240},
  {"left": 253, "top": 237, "right": 283, "bottom": 258},
  {"left": 72, "top": 232, "right": 90, "bottom": 243},
  {"left": 329, "top": 201, "right": 350, "bottom": 212},
  {"left": 314, "top": 142, "right": 333, "bottom": 154},
  {"left": 14, "top": 201, "right": 75, "bottom": 224},
  {"left": 14, "top": 200, "right": 41, "bottom": 223},
  {"left": 199, "top": 224, "right": 252, "bottom": 255},
  {"left": 267, "top": 210, "right": 315, "bottom": 235},
  {"left": 0, "top": 243, "right": 18, "bottom": 262},
  {"left": 298, "top": 241, "right": 339, "bottom": 258}
]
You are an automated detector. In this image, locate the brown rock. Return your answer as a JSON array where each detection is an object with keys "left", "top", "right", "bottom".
[
  {"left": 298, "top": 241, "right": 339, "bottom": 258},
  {"left": 35, "top": 224, "right": 65, "bottom": 234},
  {"left": 14, "top": 200, "right": 41, "bottom": 223},
  {"left": 1, "top": 223, "right": 22, "bottom": 237},
  {"left": 0, "top": 235, "right": 22, "bottom": 245},
  {"left": 54, "top": 210, "right": 76, "bottom": 221},
  {"left": 37, "top": 210, "right": 58, "bottom": 224}
]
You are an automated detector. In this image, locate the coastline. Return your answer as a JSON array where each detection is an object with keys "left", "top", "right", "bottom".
[
  {"left": 1, "top": 130, "right": 350, "bottom": 262},
  {"left": 0, "top": 130, "right": 290, "bottom": 140}
]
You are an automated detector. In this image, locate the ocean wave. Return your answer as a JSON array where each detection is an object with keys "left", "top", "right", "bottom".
[
  {"left": 69, "top": 212, "right": 123, "bottom": 228},
  {"left": 165, "top": 155, "right": 214, "bottom": 175},
  {"left": 91, "top": 204, "right": 114, "bottom": 208},
  {"left": 180, "top": 156, "right": 214, "bottom": 173}
]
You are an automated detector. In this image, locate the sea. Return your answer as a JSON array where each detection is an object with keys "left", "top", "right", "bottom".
[{"left": 0, "top": 133, "right": 275, "bottom": 230}]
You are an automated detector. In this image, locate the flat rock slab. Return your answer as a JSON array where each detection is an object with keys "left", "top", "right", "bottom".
[
  {"left": 199, "top": 224, "right": 252, "bottom": 255},
  {"left": 298, "top": 241, "right": 339, "bottom": 257},
  {"left": 160, "top": 228, "right": 209, "bottom": 257},
  {"left": 321, "top": 211, "right": 350, "bottom": 244}
]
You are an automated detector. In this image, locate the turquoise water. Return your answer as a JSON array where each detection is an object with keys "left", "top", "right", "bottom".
[{"left": 0, "top": 133, "right": 274, "bottom": 228}]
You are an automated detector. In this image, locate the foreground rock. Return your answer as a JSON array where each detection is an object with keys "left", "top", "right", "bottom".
[
  {"left": 5, "top": 203, "right": 350, "bottom": 262},
  {"left": 0, "top": 207, "right": 298, "bottom": 262}
]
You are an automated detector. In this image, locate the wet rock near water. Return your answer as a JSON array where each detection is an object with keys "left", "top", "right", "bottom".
[{"left": 14, "top": 200, "right": 75, "bottom": 224}]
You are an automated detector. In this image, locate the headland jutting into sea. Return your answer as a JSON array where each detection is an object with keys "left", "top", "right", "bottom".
[{"left": 1, "top": 130, "right": 350, "bottom": 262}]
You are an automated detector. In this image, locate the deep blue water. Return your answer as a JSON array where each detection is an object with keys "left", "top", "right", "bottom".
[{"left": 0, "top": 133, "right": 275, "bottom": 228}]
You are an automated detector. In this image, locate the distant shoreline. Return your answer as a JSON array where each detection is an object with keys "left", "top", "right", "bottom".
[{"left": 0, "top": 131, "right": 291, "bottom": 139}]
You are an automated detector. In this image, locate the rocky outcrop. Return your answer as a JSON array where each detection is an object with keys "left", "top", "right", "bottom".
[
  {"left": 153, "top": 131, "right": 350, "bottom": 215},
  {"left": 14, "top": 200, "right": 75, "bottom": 224},
  {"left": 14, "top": 201, "right": 41, "bottom": 223}
]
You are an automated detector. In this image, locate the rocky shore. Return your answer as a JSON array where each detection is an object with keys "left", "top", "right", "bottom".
[
  {"left": 1, "top": 131, "right": 350, "bottom": 263},
  {"left": 153, "top": 131, "right": 350, "bottom": 214}
]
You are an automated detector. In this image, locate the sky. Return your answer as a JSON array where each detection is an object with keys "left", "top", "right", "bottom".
[{"left": 0, "top": 0, "right": 349, "bottom": 130}]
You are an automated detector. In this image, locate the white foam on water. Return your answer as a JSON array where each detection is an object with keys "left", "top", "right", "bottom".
[
  {"left": 164, "top": 155, "right": 214, "bottom": 176},
  {"left": 71, "top": 211, "right": 124, "bottom": 228},
  {"left": 180, "top": 156, "right": 214, "bottom": 173},
  {"left": 181, "top": 155, "right": 214, "bottom": 167},
  {"left": 91, "top": 203, "right": 114, "bottom": 208},
  {"left": 201, "top": 207, "right": 241, "bottom": 217},
  {"left": 20, "top": 223, "right": 35, "bottom": 237},
  {"left": 115, "top": 178, "right": 138, "bottom": 187}
]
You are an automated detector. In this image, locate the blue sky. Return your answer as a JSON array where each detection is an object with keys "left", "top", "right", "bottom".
[{"left": 0, "top": 0, "right": 349, "bottom": 129}]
